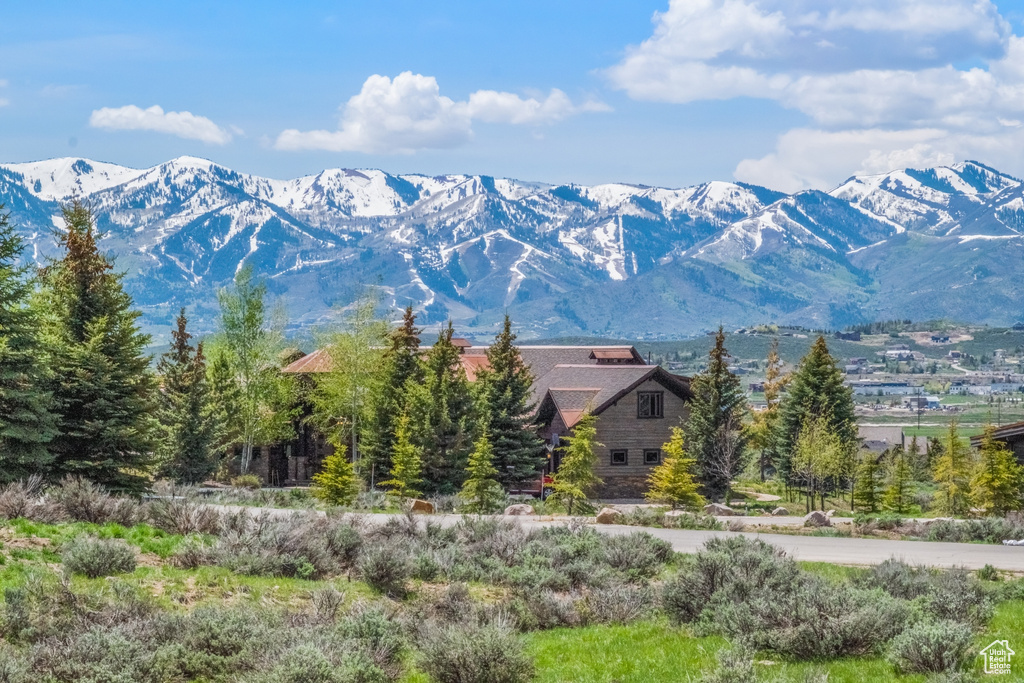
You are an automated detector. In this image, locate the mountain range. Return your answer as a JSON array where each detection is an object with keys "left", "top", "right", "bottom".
[{"left": 0, "top": 156, "right": 1021, "bottom": 342}]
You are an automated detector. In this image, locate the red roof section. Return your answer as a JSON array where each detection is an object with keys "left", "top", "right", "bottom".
[
  {"left": 460, "top": 355, "right": 491, "bottom": 381},
  {"left": 281, "top": 349, "right": 334, "bottom": 374}
]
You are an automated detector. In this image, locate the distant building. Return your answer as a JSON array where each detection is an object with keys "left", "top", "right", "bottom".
[
  {"left": 947, "top": 350, "right": 964, "bottom": 360},
  {"left": 835, "top": 331, "right": 861, "bottom": 341},
  {"left": 850, "top": 381, "right": 915, "bottom": 396},
  {"left": 904, "top": 396, "right": 941, "bottom": 410},
  {"left": 748, "top": 382, "right": 765, "bottom": 393},
  {"left": 859, "top": 425, "right": 905, "bottom": 453},
  {"left": 930, "top": 335, "right": 950, "bottom": 344}
]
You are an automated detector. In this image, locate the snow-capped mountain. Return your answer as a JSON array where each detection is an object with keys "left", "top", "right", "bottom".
[{"left": 0, "top": 156, "right": 1021, "bottom": 341}]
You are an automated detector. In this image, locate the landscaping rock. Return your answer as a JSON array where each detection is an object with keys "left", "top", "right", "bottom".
[
  {"left": 703, "top": 503, "right": 735, "bottom": 516},
  {"left": 771, "top": 507, "right": 790, "bottom": 516},
  {"left": 825, "top": 509, "right": 836, "bottom": 519},
  {"left": 503, "top": 504, "right": 535, "bottom": 516},
  {"left": 410, "top": 499, "right": 435, "bottom": 514},
  {"left": 595, "top": 507, "right": 623, "bottom": 524},
  {"left": 804, "top": 511, "right": 831, "bottom": 527}
]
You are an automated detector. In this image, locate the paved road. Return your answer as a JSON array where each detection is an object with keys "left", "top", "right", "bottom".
[
  {"left": 581, "top": 523, "right": 1024, "bottom": 571},
  {"left": 212, "top": 506, "right": 1024, "bottom": 571}
]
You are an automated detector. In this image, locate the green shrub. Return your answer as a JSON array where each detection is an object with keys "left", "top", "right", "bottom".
[
  {"left": 50, "top": 476, "right": 142, "bottom": 526},
  {"left": 61, "top": 535, "right": 136, "bottom": 578},
  {"left": 337, "top": 604, "right": 405, "bottom": 672},
  {"left": 510, "top": 590, "right": 582, "bottom": 631},
  {"left": 146, "top": 493, "right": 222, "bottom": 535},
  {"left": 419, "top": 621, "right": 534, "bottom": 683},
  {"left": 858, "top": 559, "right": 932, "bottom": 600},
  {"left": 887, "top": 619, "right": 973, "bottom": 673},
  {"left": 978, "top": 564, "right": 1001, "bottom": 582},
  {"left": 926, "top": 568, "right": 992, "bottom": 627},
  {"left": 583, "top": 584, "right": 654, "bottom": 625},
  {"left": 231, "top": 475, "right": 262, "bottom": 490},
  {"left": 358, "top": 543, "right": 412, "bottom": 596},
  {"left": 601, "top": 532, "right": 673, "bottom": 581},
  {"left": 700, "top": 645, "right": 757, "bottom": 683}
]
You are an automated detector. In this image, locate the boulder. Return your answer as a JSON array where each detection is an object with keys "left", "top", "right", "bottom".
[
  {"left": 410, "top": 499, "right": 434, "bottom": 514},
  {"left": 595, "top": 507, "right": 623, "bottom": 524},
  {"left": 770, "top": 507, "right": 790, "bottom": 517},
  {"left": 503, "top": 503, "right": 535, "bottom": 516},
  {"left": 703, "top": 503, "right": 735, "bottom": 516},
  {"left": 804, "top": 510, "right": 831, "bottom": 527},
  {"left": 825, "top": 509, "right": 836, "bottom": 519}
]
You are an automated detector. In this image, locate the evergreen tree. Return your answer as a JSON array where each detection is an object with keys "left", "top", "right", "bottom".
[
  {"left": 459, "top": 427, "right": 504, "bottom": 513},
  {"left": 476, "top": 315, "right": 545, "bottom": 488},
  {"left": 777, "top": 336, "right": 857, "bottom": 483},
  {"left": 0, "top": 207, "right": 57, "bottom": 482},
  {"left": 39, "top": 201, "right": 157, "bottom": 493},
  {"left": 380, "top": 413, "right": 422, "bottom": 498},
  {"left": 971, "top": 424, "right": 1024, "bottom": 515},
  {"left": 882, "top": 448, "right": 913, "bottom": 514},
  {"left": 645, "top": 426, "right": 704, "bottom": 509},
  {"left": 311, "top": 444, "right": 360, "bottom": 506},
  {"left": 688, "top": 327, "right": 747, "bottom": 501},
  {"left": 907, "top": 435, "right": 928, "bottom": 481},
  {"left": 156, "top": 309, "right": 221, "bottom": 483},
  {"left": 408, "top": 322, "right": 475, "bottom": 494},
  {"left": 360, "top": 305, "right": 423, "bottom": 484},
  {"left": 207, "top": 345, "right": 241, "bottom": 460},
  {"left": 549, "top": 412, "right": 601, "bottom": 515},
  {"left": 932, "top": 420, "right": 973, "bottom": 516},
  {"left": 747, "top": 338, "right": 786, "bottom": 481},
  {"left": 216, "top": 266, "right": 294, "bottom": 474},
  {"left": 853, "top": 452, "right": 883, "bottom": 513}
]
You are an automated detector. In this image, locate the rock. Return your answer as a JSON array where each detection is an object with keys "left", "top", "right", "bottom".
[
  {"left": 595, "top": 507, "right": 623, "bottom": 524},
  {"left": 410, "top": 499, "right": 434, "bottom": 514},
  {"left": 664, "top": 510, "right": 691, "bottom": 518},
  {"left": 825, "top": 509, "right": 836, "bottom": 519},
  {"left": 703, "top": 503, "right": 735, "bottom": 516},
  {"left": 504, "top": 504, "right": 535, "bottom": 516},
  {"left": 770, "top": 507, "right": 790, "bottom": 516},
  {"left": 804, "top": 511, "right": 831, "bottom": 527}
]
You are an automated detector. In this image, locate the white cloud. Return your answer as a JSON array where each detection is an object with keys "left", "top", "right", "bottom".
[
  {"left": 608, "top": 0, "right": 1024, "bottom": 189},
  {"left": 275, "top": 71, "right": 607, "bottom": 154},
  {"left": 89, "top": 105, "right": 232, "bottom": 145}
]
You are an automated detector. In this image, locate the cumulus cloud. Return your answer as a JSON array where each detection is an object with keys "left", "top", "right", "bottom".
[
  {"left": 608, "top": 0, "right": 1024, "bottom": 190},
  {"left": 89, "top": 105, "right": 232, "bottom": 144},
  {"left": 275, "top": 72, "right": 607, "bottom": 154}
]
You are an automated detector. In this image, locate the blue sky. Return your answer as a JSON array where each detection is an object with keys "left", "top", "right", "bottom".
[{"left": 4, "top": 0, "right": 1024, "bottom": 191}]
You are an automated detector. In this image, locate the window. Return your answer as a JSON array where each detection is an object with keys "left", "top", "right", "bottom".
[
  {"left": 637, "top": 391, "right": 664, "bottom": 418},
  {"left": 644, "top": 449, "right": 661, "bottom": 465},
  {"left": 610, "top": 449, "right": 628, "bottom": 466}
]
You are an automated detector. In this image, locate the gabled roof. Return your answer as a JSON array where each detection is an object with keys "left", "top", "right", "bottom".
[
  {"left": 281, "top": 349, "right": 333, "bottom": 374},
  {"left": 535, "top": 364, "right": 692, "bottom": 428},
  {"left": 970, "top": 420, "right": 1024, "bottom": 447}
]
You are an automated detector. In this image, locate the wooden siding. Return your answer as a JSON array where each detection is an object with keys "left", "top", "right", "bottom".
[{"left": 591, "top": 377, "right": 689, "bottom": 498}]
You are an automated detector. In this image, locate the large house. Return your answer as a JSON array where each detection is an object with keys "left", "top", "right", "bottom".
[
  {"left": 267, "top": 341, "right": 692, "bottom": 498},
  {"left": 970, "top": 421, "right": 1024, "bottom": 461}
]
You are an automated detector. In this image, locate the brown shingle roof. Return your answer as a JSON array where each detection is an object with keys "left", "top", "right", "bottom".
[
  {"left": 532, "top": 364, "right": 692, "bottom": 414},
  {"left": 281, "top": 348, "right": 334, "bottom": 374}
]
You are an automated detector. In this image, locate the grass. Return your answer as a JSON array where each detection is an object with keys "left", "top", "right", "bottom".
[{"left": 7, "top": 518, "right": 186, "bottom": 557}]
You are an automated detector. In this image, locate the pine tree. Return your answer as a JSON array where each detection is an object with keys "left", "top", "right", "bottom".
[
  {"left": 408, "top": 322, "right": 475, "bottom": 494},
  {"left": 932, "top": 420, "right": 973, "bottom": 516},
  {"left": 39, "top": 201, "right": 157, "bottom": 493},
  {"left": 549, "top": 412, "right": 602, "bottom": 515},
  {"left": 747, "top": 338, "right": 786, "bottom": 481},
  {"left": 0, "top": 207, "right": 57, "bottom": 482},
  {"left": 853, "top": 452, "right": 883, "bottom": 513},
  {"left": 645, "top": 426, "right": 704, "bottom": 509},
  {"left": 882, "top": 447, "right": 913, "bottom": 514},
  {"left": 688, "top": 327, "right": 747, "bottom": 502},
  {"left": 907, "top": 435, "right": 928, "bottom": 481},
  {"left": 311, "top": 444, "right": 360, "bottom": 506},
  {"left": 216, "top": 265, "right": 294, "bottom": 474},
  {"left": 206, "top": 345, "right": 241, "bottom": 459},
  {"left": 360, "top": 305, "right": 423, "bottom": 484},
  {"left": 379, "top": 413, "right": 423, "bottom": 498},
  {"left": 777, "top": 336, "right": 857, "bottom": 484},
  {"left": 971, "top": 424, "right": 1024, "bottom": 515},
  {"left": 476, "top": 315, "right": 545, "bottom": 488},
  {"left": 156, "top": 309, "right": 221, "bottom": 484},
  {"left": 460, "top": 427, "right": 504, "bottom": 513}
]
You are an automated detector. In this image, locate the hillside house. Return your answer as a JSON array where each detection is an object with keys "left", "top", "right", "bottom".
[
  {"left": 272, "top": 342, "right": 692, "bottom": 497},
  {"left": 971, "top": 421, "right": 1024, "bottom": 462}
]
